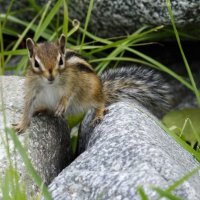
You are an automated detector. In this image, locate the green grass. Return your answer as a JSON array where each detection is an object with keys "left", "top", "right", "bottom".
[
  {"left": 0, "top": 0, "right": 200, "bottom": 199},
  {"left": 166, "top": 0, "right": 200, "bottom": 106},
  {"left": 138, "top": 166, "right": 200, "bottom": 200}
]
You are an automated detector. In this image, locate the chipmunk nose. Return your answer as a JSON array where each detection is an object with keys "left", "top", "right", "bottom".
[{"left": 47, "top": 75, "right": 55, "bottom": 83}]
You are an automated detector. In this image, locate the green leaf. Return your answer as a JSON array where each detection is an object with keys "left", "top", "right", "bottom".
[
  {"left": 67, "top": 113, "right": 85, "bottom": 128},
  {"left": 71, "top": 134, "right": 78, "bottom": 155},
  {"left": 162, "top": 108, "right": 200, "bottom": 148}
]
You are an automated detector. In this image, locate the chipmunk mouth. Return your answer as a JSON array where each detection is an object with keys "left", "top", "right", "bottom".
[{"left": 48, "top": 81, "right": 54, "bottom": 84}]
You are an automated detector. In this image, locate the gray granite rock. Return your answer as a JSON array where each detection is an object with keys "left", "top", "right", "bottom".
[
  {"left": 0, "top": 76, "right": 71, "bottom": 194},
  {"left": 1, "top": 0, "right": 200, "bottom": 37},
  {"left": 68, "top": 0, "right": 200, "bottom": 37},
  {"left": 1, "top": 75, "right": 199, "bottom": 199},
  {"left": 49, "top": 101, "right": 200, "bottom": 200}
]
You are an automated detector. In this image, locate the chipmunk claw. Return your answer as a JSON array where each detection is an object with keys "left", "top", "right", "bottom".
[
  {"left": 12, "top": 123, "right": 26, "bottom": 135},
  {"left": 103, "top": 108, "right": 109, "bottom": 115},
  {"left": 90, "top": 116, "right": 103, "bottom": 128},
  {"left": 55, "top": 104, "right": 66, "bottom": 117},
  {"left": 90, "top": 108, "right": 109, "bottom": 127}
]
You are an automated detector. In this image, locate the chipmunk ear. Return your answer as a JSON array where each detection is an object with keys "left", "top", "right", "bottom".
[
  {"left": 26, "top": 38, "right": 35, "bottom": 58},
  {"left": 58, "top": 34, "right": 66, "bottom": 54}
]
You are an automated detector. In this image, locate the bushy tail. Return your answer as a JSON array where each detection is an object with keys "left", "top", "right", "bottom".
[{"left": 100, "top": 66, "right": 173, "bottom": 118}]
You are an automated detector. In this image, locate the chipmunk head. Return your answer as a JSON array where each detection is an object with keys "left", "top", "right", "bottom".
[{"left": 26, "top": 34, "right": 66, "bottom": 84}]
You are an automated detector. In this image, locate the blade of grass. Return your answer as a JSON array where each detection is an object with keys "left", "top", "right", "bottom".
[
  {"left": 33, "top": 1, "right": 51, "bottom": 41},
  {"left": 27, "top": 0, "right": 40, "bottom": 12},
  {"left": 1, "top": 0, "right": 14, "bottom": 29},
  {"left": 0, "top": 0, "right": 15, "bottom": 74},
  {"left": 62, "top": 0, "right": 69, "bottom": 41},
  {"left": 152, "top": 187, "right": 182, "bottom": 200},
  {"left": 72, "top": 45, "right": 103, "bottom": 50},
  {"left": 2, "top": 28, "right": 19, "bottom": 37},
  {"left": 137, "top": 186, "right": 149, "bottom": 200},
  {"left": 124, "top": 47, "right": 194, "bottom": 92},
  {"left": 0, "top": 14, "right": 44, "bottom": 33},
  {"left": 67, "top": 19, "right": 80, "bottom": 38},
  {"left": 1, "top": 167, "right": 27, "bottom": 200},
  {"left": 113, "top": 51, "right": 125, "bottom": 68},
  {"left": 33, "top": 0, "right": 63, "bottom": 41},
  {"left": 80, "top": 0, "right": 94, "bottom": 52},
  {"left": 166, "top": 166, "right": 200, "bottom": 193},
  {"left": 77, "top": 23, "right": 149, "bottom": 46},
  {"left": 5, "top": 128, "right": 52, "bottom": 200},
  {"left": 15, "top": 56, "right": 28, "bottom": 75},
  {"left": 0, "top": 14, "right": 50, "bottom": 39},
  {"left": 158, "top": 121, "right": 200, "bottom": 161},
  {"left": 0, "top": 21, "right": 4, "bottom": 75},
  {"left": 181, "top": 118, "right": 200, "bottom": 147},
  {"left": 79, "top": 26, "right": 111, "bottom": 44},
  {"left": 93, "top": 28, "right": 151, "bottom": 72},
  {"left": 95, "top": 46, "right": 126, "bottom": 73},
  {"left": 91, "top": 57, "right": 157, "bottom": 69},
  {"left": 165, "top": 28, "right": 200, "bottom": 41},
  {"left": 0, "top": 79, "right": 12, "bottom": 167},
  {"left": 95, "top": 26, "right": 164, "bottom": 73},
  {"left": 0, "top": 49, "right": 27, "bottom": 56},
  {"left": 89, "top": 26, "right": 163, "bottom": 55},
  {"left": 4, "top": 12, "right": 40, "bottom": 66},
  {"left": 166, "top": 0, "right": 200, "bottom": 106}
]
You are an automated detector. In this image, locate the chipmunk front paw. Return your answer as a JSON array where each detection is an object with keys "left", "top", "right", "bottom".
[
  {"left": 55, "top": 104, "right": 66, "bottom": 117},
  {"left": 12, "top": 122, "right": 27, "bottom": 135},
  {"left": 55, "top": 96, "right": 68, "bottom": 117}
]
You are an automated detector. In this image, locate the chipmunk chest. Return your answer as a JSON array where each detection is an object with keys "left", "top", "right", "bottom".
[{"left": 35, "top": 85, "right": 64, "bottom": 110}]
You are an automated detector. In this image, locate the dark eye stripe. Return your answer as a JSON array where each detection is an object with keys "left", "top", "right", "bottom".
[
  {"left": 59, "top": 57, "right": 63, "bottom": 66},
  {"left": 35, "top": 59, "right": 40, "bottom": 68}
]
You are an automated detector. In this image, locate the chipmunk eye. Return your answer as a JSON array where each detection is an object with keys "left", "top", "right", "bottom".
[
  {"left": 59, "top": 57, "right": 63, "bottom": 66},
  {"left": 35, "top": 59, "right": 40, "bottom": 68}
]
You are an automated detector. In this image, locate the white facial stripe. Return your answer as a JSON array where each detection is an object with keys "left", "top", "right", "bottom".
[
  {"left": 67, "top": 56, "right": 81, "bottom": 65},
  {"left": 35, "top": 56, "right": 45, "bottom": 72},
  {"left": 57, "top": 53, "right": 61, "bottom": 63}
]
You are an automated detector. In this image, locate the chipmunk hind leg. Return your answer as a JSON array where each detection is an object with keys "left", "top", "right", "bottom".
[{"left": 91, "top": 101, "right": 108, "bottom": 127}]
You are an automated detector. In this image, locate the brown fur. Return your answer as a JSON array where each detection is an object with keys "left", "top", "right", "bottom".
[{"left": 13, "top": 35, "right": 106, "bottom": 134}]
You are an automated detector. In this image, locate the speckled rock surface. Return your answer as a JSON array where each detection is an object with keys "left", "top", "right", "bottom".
[
  {"left": 0, "top": 76, "right": 71, "bottom": 194},
  {"left": 69, "top": 0, "right": 200, "bottom": 37},
  {"left": 1, "top": 0, "right": 200, "bottom": 37},
  {"left": 49, "top": 101, "right": 200, "bottom": 200}
]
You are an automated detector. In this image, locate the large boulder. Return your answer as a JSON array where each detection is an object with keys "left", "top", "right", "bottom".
[
  {"left": 68, "top": 0, "right": 200, "bottom": 37},
  {"left": 0, "top": 0, "right": 200, "bottom": 37},
  {"left": 48, "top": 101, "right": 200, "bottom": 200},
  {"left": 0, "top": 75, "right": 200, "bottom": 199}
]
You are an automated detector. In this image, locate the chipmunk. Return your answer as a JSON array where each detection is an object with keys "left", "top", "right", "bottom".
[{"left": 13, "top": 34, "right": 172, "bottom": 134}]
